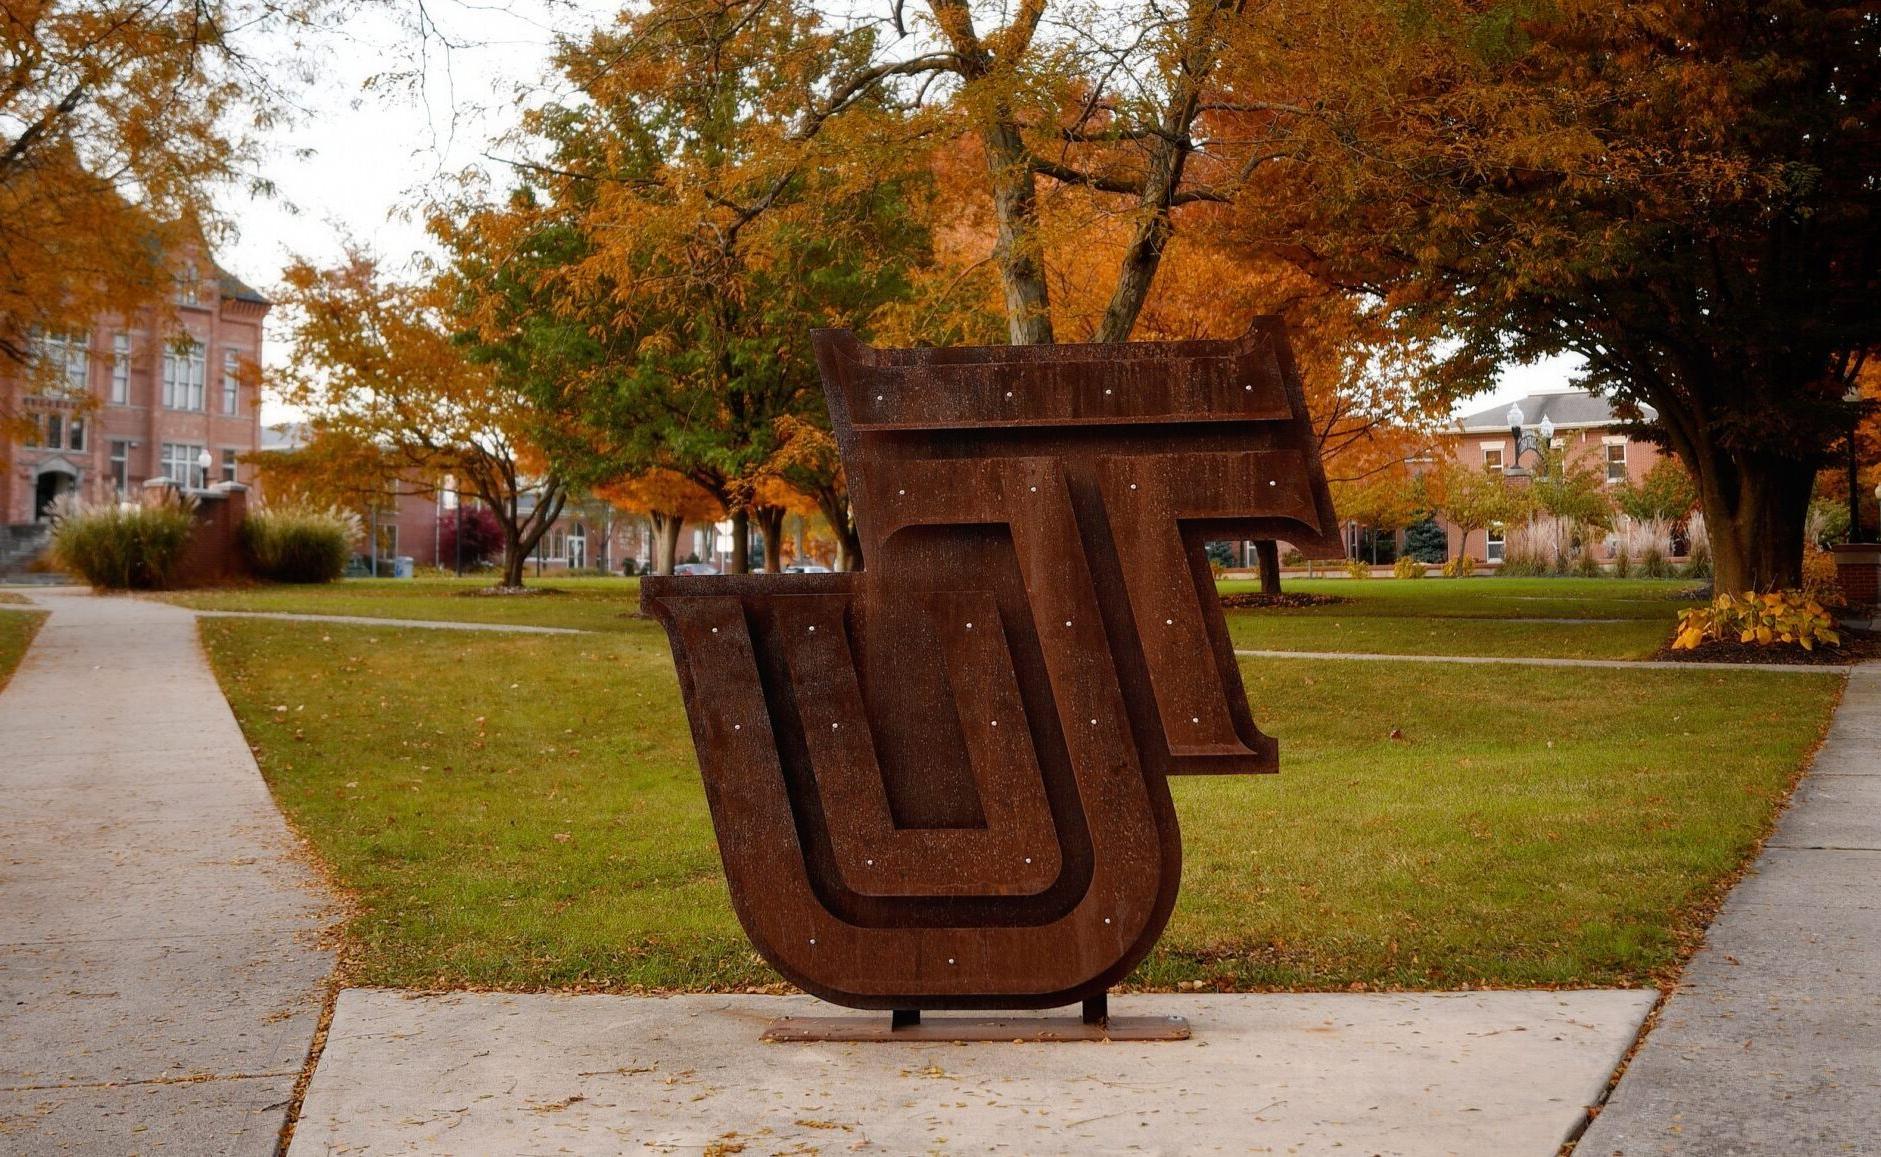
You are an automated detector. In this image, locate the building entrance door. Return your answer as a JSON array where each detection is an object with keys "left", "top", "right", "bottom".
[{"left": 33, "top": 470, "right": 74, "bottom": 519}]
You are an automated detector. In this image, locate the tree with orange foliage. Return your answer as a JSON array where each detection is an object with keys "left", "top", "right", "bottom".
[
  {"left": 596, "top": 470, "right": 723, "bottom": 576},
  {"left": 0, "top": 3, "right": 339, "bottom": 369},
  {"left": 439, "top": 0, "right": 937, "bottom": 574},
  {"left": 274, "top": 247, "right": 566, "bottom": 589}
]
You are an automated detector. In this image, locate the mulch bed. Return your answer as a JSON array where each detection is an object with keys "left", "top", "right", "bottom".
[
  {"left": 457, "top": 585, "right": 565, "bottom": 598},
  {"left": 1652, "top": 626, "right": 1881, "bottom": 666},
  {"left": 1219, "top": 592, "right": 1352, "bottom": 610}
]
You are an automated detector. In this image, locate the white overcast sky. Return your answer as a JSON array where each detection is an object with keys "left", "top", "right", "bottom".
[{"left": 223, "top": 0, "right": 1582, "bottom": 425}]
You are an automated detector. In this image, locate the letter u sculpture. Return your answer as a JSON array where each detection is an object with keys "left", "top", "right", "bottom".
[{"left": 642, "top": 321, "right": 1341, "bottom": 1030}]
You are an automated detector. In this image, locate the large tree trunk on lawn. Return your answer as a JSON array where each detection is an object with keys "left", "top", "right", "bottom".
[
  {"left": 501, "top": 534, "right": 527, "bottom": 588},
  {"left": 1255, "top": 540, "right": 1281, "bottom": 594},
  {"left": 650, "top": 512, "right": 683, "bottom": 576},
  {"left": 754, "top": 504, "right": 786, "bottom": 573},
  {"left": 1685, "top": 447, "right": 1815, "bottom": 592},
  {"left": 728, "top": 507, "right": 750, "bottom": 574}
]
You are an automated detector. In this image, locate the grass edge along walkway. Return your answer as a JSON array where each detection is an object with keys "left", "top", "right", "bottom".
[
  {"left": 1234, "top": 647, "right": 1848, "bottom": 675},
  {"left": 199, "top": 614, "right": 1844, "bottom": 995}
]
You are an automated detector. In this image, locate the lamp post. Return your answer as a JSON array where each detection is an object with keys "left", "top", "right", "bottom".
[
  {"left": 1503, "top": 404, "right": 1555, "bottom": 479},
  {"left": 1846, "top": 384, "right": 1864, "bottom": 543},
  {"left": 195, "top": 448, "right": 213, "bottom": 490}
]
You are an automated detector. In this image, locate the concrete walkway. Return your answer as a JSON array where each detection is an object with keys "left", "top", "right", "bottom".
[
  {"left": 291, "top": 989, "right": 1656, "bottom": 1155},
  {"left": 1577, "top": 663, "right": 1880, "bottom": 1155},
  {"left": 0, "top": 589, "right": 334, "bottom": 1155},
  {"left": 1235, "top": 648, "right": 1848, "bottom": 675}
]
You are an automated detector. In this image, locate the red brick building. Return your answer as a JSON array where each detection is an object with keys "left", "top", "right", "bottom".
[
  {"left": 2, "top": 258, "right": 267, "bottom": 525},
  {"left": 1430, "top": 391, "right": 1669, "bottom": 564}
]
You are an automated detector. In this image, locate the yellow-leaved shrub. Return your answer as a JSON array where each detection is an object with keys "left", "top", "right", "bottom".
[
  {"left": 1393, "top": 555, "right": 1428, "bottom": 579},
  {"left": 1672, "top": 591, "right": 1841, "bottom": 652}
]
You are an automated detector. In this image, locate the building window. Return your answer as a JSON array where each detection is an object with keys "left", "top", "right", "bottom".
[
  {"left": 160, "top": 442, "right": 206, "bottom": 487},
  {"left": 221, "top": 448, "right": 238, "bottom": 484},
  {"left": 66, "top": 416, "right": 84, "bottom": 452},
  {"left": 1482, "top": 446, "right": 1505, "bottom": 474},
  {"left": 111, "top": 333, "right": 131, "bottom": 403},
  {"left": 1605, "top": 442, "right": 1627, "bottom": 484},
  {"left": 37, "top": 332, "right": 89, "bottom": 396},
  {"left": 177, "top": 262, "right": 203, "bottom": 306},
  {"left": 110, "top": 441, "right": 132, "bottom": 496},
  {"left": 162, "top": 341, "right": 206, "bottom": 410},
  {"left": 1486, "top": 526, "right": 1506, "bottom": 563},
  {"left": 221, "top": 350, "right": 242, "bottom": 414}
]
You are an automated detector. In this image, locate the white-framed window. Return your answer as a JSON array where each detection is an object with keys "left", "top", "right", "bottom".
[
  {"left": 111, "top": 333, "right": 131, "bottom": 403},
  {"left": 1486, "top": 525, "right": 1506, "bottom": 563},
  {"left": 221, "top": 350, "right": 243, "bottom": 414},
  {"left": 109, "top": 441, "right": 132, "bottom": 496},
  {"left": 1482, "top": 445, "right": 1505, "bottom": 474},
  {"left": 567, "top": 525, "right": 587, "bottom": 569},
  {"left": 37, "top": 331, "right": 89, "bottom": 395},
  {"left": 177, "top": 262, "right": 204, "bottom": 306},
  {"left": 162, "top": 340, "right": 206, "bottom": 410},
  {"left": 160, "top": 442, "right": 206, "bottom": 487},
  {"left": 1604, "top": 440, "right": 1627, "bottom": 484},
  {"left": 221, "top": 448, "right": 239, "bottom": 483}
]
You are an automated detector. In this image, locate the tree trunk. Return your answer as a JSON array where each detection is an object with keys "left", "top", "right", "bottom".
[
  {"left": 1255, "top": 540, "right": 1281, "bottom": 594},
  {"left": 835, "top": 523, "right": 863, "bottom": 572},
  {"left": 983, "top": 122, "right": 1054, "bottom": 345},
  {"left": 728, "top": 507, "right": 750, "bottom": 574},
  {"left": 650, "top": 512, "right": 683, "bottom": 576},
  {"left": 754, "top": 504, "right": 786, "bottom": 572},
  {"left": 1686, "top": 449, "right": 1815, "bottom": 592},
  {"left": 500, "top": 529, "right": 527, "bottom": 588}
]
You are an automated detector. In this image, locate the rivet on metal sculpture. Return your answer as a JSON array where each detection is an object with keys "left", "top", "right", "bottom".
[{"left": 642, "top": 321, "right": 1341, "bottom": 1039}]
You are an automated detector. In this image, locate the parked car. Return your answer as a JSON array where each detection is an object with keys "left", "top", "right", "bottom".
[
  {"left": 782, "top": 564, "right": 833, "bottom": 573},
  {"left": 672, "top": 562, "right": 721, "bottom": 576}
]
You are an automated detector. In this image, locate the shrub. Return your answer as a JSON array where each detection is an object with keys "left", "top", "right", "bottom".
[
  {"left": 1576, "top": 549, "right": 1604, "bottom": 578},
  {"left": 1802, "top": 549, "right": 1843, "bottom": 603},
  {"left": 50, "top": 493, "right": 197, "bottom": 590},
  {"left": 1442, "top": 553, "right": 1476, "bottom": 578},
  {"left": 438, "top": 505, "right": 506, "bottom": 570},
  {"left": 1281, "top": 548, "right": 1306, "bottom": 566},
  {"left": 1681, "top": 513, "right": 1713, "bottom": 579},
  {"left": 1343, "top": 558, "right": 1370, "bottom": 579},
  {"left": 1402, "top": 517, "right": 1449, "bottom": 564},
  {"left": 1611, "top": 543, "right": 1632, "bottom": 578},
  {"left": 1617, "top": 518, "right": 1675, "bottom": 579},
  {"left": 1673, "top": 591, "right": 1840, "bottom": 651},
  {"left": 242, "top": 504, "right": 359, "bottom": 583},
  {"left": 1392, "top": 555, "right": 1428, "bottom": 580}
]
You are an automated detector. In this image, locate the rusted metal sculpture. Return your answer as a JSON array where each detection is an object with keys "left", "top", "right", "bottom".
[{"left": 642, "top": 321, "right": 1341, "bottom": 1039}]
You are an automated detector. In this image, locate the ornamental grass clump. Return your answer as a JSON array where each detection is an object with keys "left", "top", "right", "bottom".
[
  {"left": 241, "top": 504, "right": 360, "bottom": 583},
  {"left": 50, "top": 493, "right": 196, "bottom": 590},
  {"left": 1673, "top": 591, "right": 1840, "bottom": 652}
]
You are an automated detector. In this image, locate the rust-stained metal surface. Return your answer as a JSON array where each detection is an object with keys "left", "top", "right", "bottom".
[{"left": 641, "top": 321, "right": 1341, "bottom": 1013}]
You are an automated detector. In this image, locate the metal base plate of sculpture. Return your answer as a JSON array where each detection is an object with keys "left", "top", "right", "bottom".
[{"left": 642, "top": 321, "right": 1341, "bottom": 1040}]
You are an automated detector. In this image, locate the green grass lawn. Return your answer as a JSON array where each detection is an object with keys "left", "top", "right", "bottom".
[
  {"left": 157, "top": 575, "right": 647, "bottom": 632},
  {"left": 201, "top": 607, "right": 1840, "bottom": 994},
  {"left": 158, "top": 574, "right": 1704, "bottom": 659},
  {"left": 1222, "top": 576, "right": 1702, "bottom": 659},
  {"left": 0, "top": 609, "right": 46, "bottom": 692}
]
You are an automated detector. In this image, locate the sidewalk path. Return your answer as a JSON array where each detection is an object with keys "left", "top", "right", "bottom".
[
  {"left": 291, "top": 989, "right": 1655, "bottom": 1155},
  {"left": 1578, "top": 663, "right": 1880, "bottom": 1155},
  {"left": 1235, "top": 647, "right": 1848, "bottom": 675},
  {"left": 0, "top": 589, "right": 334, "bottom": 1155}
]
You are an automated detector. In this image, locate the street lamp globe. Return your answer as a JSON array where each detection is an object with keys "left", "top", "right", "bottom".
[
  {"left": 1506, "top": 403, "right": 1525, "bottom": 430},
  {"left": 195, "top": 448, "right": 213, "bottom": 488},
  {"left": 1538, "top": 415, "right": 1555, "bottom": 443}
]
